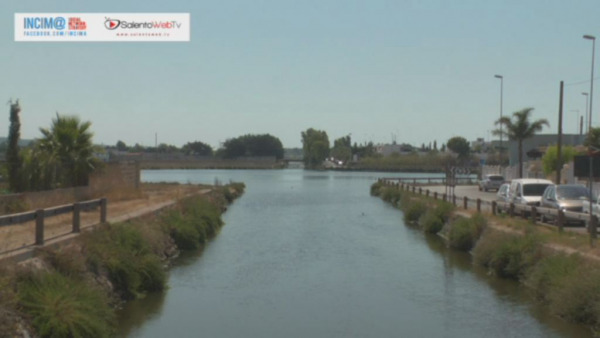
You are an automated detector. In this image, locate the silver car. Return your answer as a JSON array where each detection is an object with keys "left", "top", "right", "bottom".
[
  {"left": 496, "top": 183, "right": 510, "bottom": 213},
  {"left": 479, "top": 174, "right": 505, "bottom": 192}
]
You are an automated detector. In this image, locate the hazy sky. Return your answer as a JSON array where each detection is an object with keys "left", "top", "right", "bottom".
[{"left": 2, "top": 0, "right": 600, "bottom": 149}]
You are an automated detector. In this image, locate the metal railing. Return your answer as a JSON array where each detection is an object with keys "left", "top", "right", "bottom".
[{"left": 0, "top": 198, "right": 107, "bottom": 248}]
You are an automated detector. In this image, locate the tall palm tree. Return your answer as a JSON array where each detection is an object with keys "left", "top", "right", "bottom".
[
  {"left": 36, "top": 114, "right": 99, "bottom": 188},
  {"left": 493, "top": 108, "right": 549, "bottom": 178}
]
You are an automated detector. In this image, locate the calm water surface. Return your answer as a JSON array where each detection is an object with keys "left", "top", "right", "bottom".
[{"left": 117, "top": 169, "right": 592, "bottom": 337}]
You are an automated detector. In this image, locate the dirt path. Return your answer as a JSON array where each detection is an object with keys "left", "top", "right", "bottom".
[{"left": 0, "top": 184, "right": 210, "bottom": 257}]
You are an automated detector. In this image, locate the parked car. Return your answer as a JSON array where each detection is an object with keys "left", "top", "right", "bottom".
[
  {"left": 479, "top": 174, "right": 505, "bottom": 192},
  {"left": 495, "top": 183, "right": 510, "bottom": 213},
  {"left": 508, "top": 178, "right": 553, "bottom": 214},
  {"left": 540, "top": 184, "right": 590, "bottom": 225},
  {"left": 581, "top": 193, "right": 600, "bottom": 229}
]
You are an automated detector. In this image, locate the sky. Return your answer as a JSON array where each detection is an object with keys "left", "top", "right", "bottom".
[{"left": 2, "top": 0, "right": 600, "bottom": 149}]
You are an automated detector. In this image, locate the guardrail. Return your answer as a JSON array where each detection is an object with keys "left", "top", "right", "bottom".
[
  {"left": 378, "top": 178, "right": 598, "bottom": 240},
  {"left": 0, "top": 198, "right": 107, "bottom": 248},
  {"left": 383, "top": 177, "right": 477, "bottom": 185}
]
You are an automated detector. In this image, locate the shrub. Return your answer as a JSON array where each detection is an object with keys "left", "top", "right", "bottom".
[
  {"left": 448, "top": 215, "right": 486, "bottom": 251},
  {"left": 402, "top": 199, "right": 428, "bottom": 223},
  {"left": 380, "top": 187, "right": 402, "bottom": 206},
  {"left": 420, "top": 211, "right": 445, "bottom": 233},
  {"left": 18, "top": 271, "right": 114, "bottom": 338},
  {"left": 473, "top": 231, "right": 541, "bottom": 279},
  {"left": 370, "top": 182, "right": 383, "bottom": 196},
  {"left": 420, "top": 201, "right": 454, "bottom": 234},
  {"left": 525, "top": 253, "right": 581, "bottom": 301},
  {"left": 548, "top": 264, "right": 600, "bottom": 325},
  {"left": 81, "top": 224, "right": 166, "bottom": 300}
]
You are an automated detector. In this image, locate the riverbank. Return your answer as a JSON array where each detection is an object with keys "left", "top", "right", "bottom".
[
  {"left": 0, "top": 182, "right": 245, "bottom": 337},
  {"left": 371, "top": 181, "right": 600, "bottom": 334}
]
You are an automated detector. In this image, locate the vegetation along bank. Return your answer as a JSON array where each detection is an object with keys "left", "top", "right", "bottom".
[
  {"left": 0, "top": 182, "right": 245, "bottom": 338},
  {"left": 371, "top": 181, "right": 600, "bottom": 334}
]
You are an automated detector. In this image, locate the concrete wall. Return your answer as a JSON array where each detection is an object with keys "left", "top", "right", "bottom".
[{"left": 0, "top": 161, "right": 141, "bottom": 214}]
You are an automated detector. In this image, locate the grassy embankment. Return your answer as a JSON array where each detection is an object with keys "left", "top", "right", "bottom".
[
  {"left": 372, "top": 181, "right": 600, "bottom": 333},
  {"left": 0, "top": 182, "right": 245, "bottom": 338},
  {"left": 347, "top": 154, "right": 448, "bottom": 172}
]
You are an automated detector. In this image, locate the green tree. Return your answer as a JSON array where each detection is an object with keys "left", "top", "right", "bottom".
[
  {"left": 7, "top": 99, "right": 23, "bottom": 192},
  {"left": 331, "top": 135, "right": 352, "bottom": 163},
  {"left": 446, "top": 136, "right": 471, "bottom": 161},
  {"left": 182, "top": 141, "right": 213, "bottom": 156},
  {"left": 301, "top": 128, "right": 329, "bottom": 168},
  {"left": 494, "top": 107, "right": 549, "bottom": 178},
  {"left": 541, "top": 145, "right": 578, "bottom": 176},
  {"left": 116, "top": 140, "right": 128, "bottom": 151},
  {"left": 585, "top": 127, "right": 600, "bottom": 149},
  {"left": 219, "top": 134, "right": 283, "bottom": 159},
  {"left": 35, "top": 114, "right": 100, "bottom": 188}
]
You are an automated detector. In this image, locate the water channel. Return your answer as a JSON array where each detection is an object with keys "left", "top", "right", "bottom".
[{"left": 117, "top": 169, "right": 592, "bottom": 337}]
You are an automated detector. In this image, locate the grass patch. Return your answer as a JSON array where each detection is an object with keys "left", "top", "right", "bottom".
[
  {"left": 18, "top": 271, "right": 114, "bottom": 338},
  {"left": 525, "top": 253, "right": 581, "bottom": 301},
  {"left": 81, "top": 223, "right": 167, "bottom": 300}
]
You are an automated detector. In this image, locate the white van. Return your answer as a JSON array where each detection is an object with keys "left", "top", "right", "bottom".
[{"left": 508, "top": 178, "right": 553, "bottom": 207}]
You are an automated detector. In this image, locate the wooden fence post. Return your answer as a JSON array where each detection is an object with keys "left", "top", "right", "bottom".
[
  {"left": 412, "top": 186, "right": 416, "bottom": 193},
  {"left": 531, "top": 207, "right": 537, "bottom": 225},
  {"left": 492, "top": 201, "right": 497, "bottom": 215},
  {"left": 73, "top": 203, "right": 81, "bottom": 233},
  {"left": 477, "top": 199, "right": 481, "bottom": 212},
  {"left": 452, "top": 194, "right": 456, "bottom": 206},
  {"left": 590, "top": 215, "right": 598, "bottom": 247},
  {"left": 418, "top": 187, "right": 422, "bottom": 195},
  {"left": 557, "top": 209, "right": 564, "bottom": 233},
  {"left": 35, "top": 209, "right": 44, "bottom": 245},
  {"left": 426, "top": 190, "right": 430, "bottom": 197},
  {"left": 509, "top": 203, "right": 515, "bottom": 218},
  {"left": 463, "top": 196, "right": 468, "bottom": 209},
  {"left": 434, "top": 192, "right": 438, "bottom": 200},
  {"left": 100, "top": 198, "right": 107, "bottom": 223},
  {"left": 443, "top": 193, "right": 447, "bottom": 201}
]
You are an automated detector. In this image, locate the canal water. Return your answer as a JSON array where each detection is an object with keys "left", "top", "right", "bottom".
[{"left": 117, "top": 169, "right": 591, "bottom": 337}]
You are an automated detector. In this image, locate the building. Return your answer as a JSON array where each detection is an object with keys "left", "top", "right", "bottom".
[{"left": 507, "top": 134, "right": 586, "bottom": 166}]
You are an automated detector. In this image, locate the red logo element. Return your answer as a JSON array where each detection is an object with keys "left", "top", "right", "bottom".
[
  {"left": 104, "top": 18, "right": 120, "bottom": 30},
  {"left": 69, "top": 17, "right": 87, "bottom": 30}
]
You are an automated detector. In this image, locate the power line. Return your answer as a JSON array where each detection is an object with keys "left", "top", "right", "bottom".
[{"left": 565, "top": 76, "right": 600, "bottom": 86}]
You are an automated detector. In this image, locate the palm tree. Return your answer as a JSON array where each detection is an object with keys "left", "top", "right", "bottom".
[
  {"left": 36, "top": 114, "right": 99, "bottom": 188},
  {"left": 493, "top": 107, "right": 549, "bottom": 178}
]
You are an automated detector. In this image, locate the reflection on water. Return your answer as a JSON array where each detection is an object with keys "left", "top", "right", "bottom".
[{"left": 117, "top": 169, "right": 591, "bottom": 337}]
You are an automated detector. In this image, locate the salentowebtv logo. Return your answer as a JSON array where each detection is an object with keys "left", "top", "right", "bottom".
[{"left": 104, "top": 18, "right": 183, "bottom": 30}]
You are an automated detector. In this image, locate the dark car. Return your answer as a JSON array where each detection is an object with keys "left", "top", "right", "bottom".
[
  {"left": 540, "top": 184, "right": 590, "bottom": 225},
  {"left": 479, "top": 174, "right": 504, "bottom": 192}
]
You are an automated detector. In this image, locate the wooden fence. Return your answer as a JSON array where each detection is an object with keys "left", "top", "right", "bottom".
[
  {"left": 0, "top": 198, "right": 107, "bottom": 248},
  {"left": 379, "top": 178, "right": 598, "bottom": 240}
]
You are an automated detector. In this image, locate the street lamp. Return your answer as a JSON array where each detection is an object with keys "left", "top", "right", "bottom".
[
  {"left": 583, "top": 92, "right": 589, "bottom": 131},
  {"left": 494, "top": 74, "right": 503, "bottom": 164},
  {"left": 584, "top": 34, "right": 596, "bottom": 239}
]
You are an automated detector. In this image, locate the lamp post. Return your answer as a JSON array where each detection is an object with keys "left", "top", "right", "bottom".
[
  {"left": 583, "top": 92, "right": 589, "bottom": 131},
  {"left": 494, "top": 74, "right": 503, "bottom": 165},
  {"left": 584, "top": 34, "right": 596, "bottom": 240}
]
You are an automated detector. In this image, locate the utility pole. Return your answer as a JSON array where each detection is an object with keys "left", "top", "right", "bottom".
[{"left": 557, "top": 81, "right": 564, "bottom": 184}]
